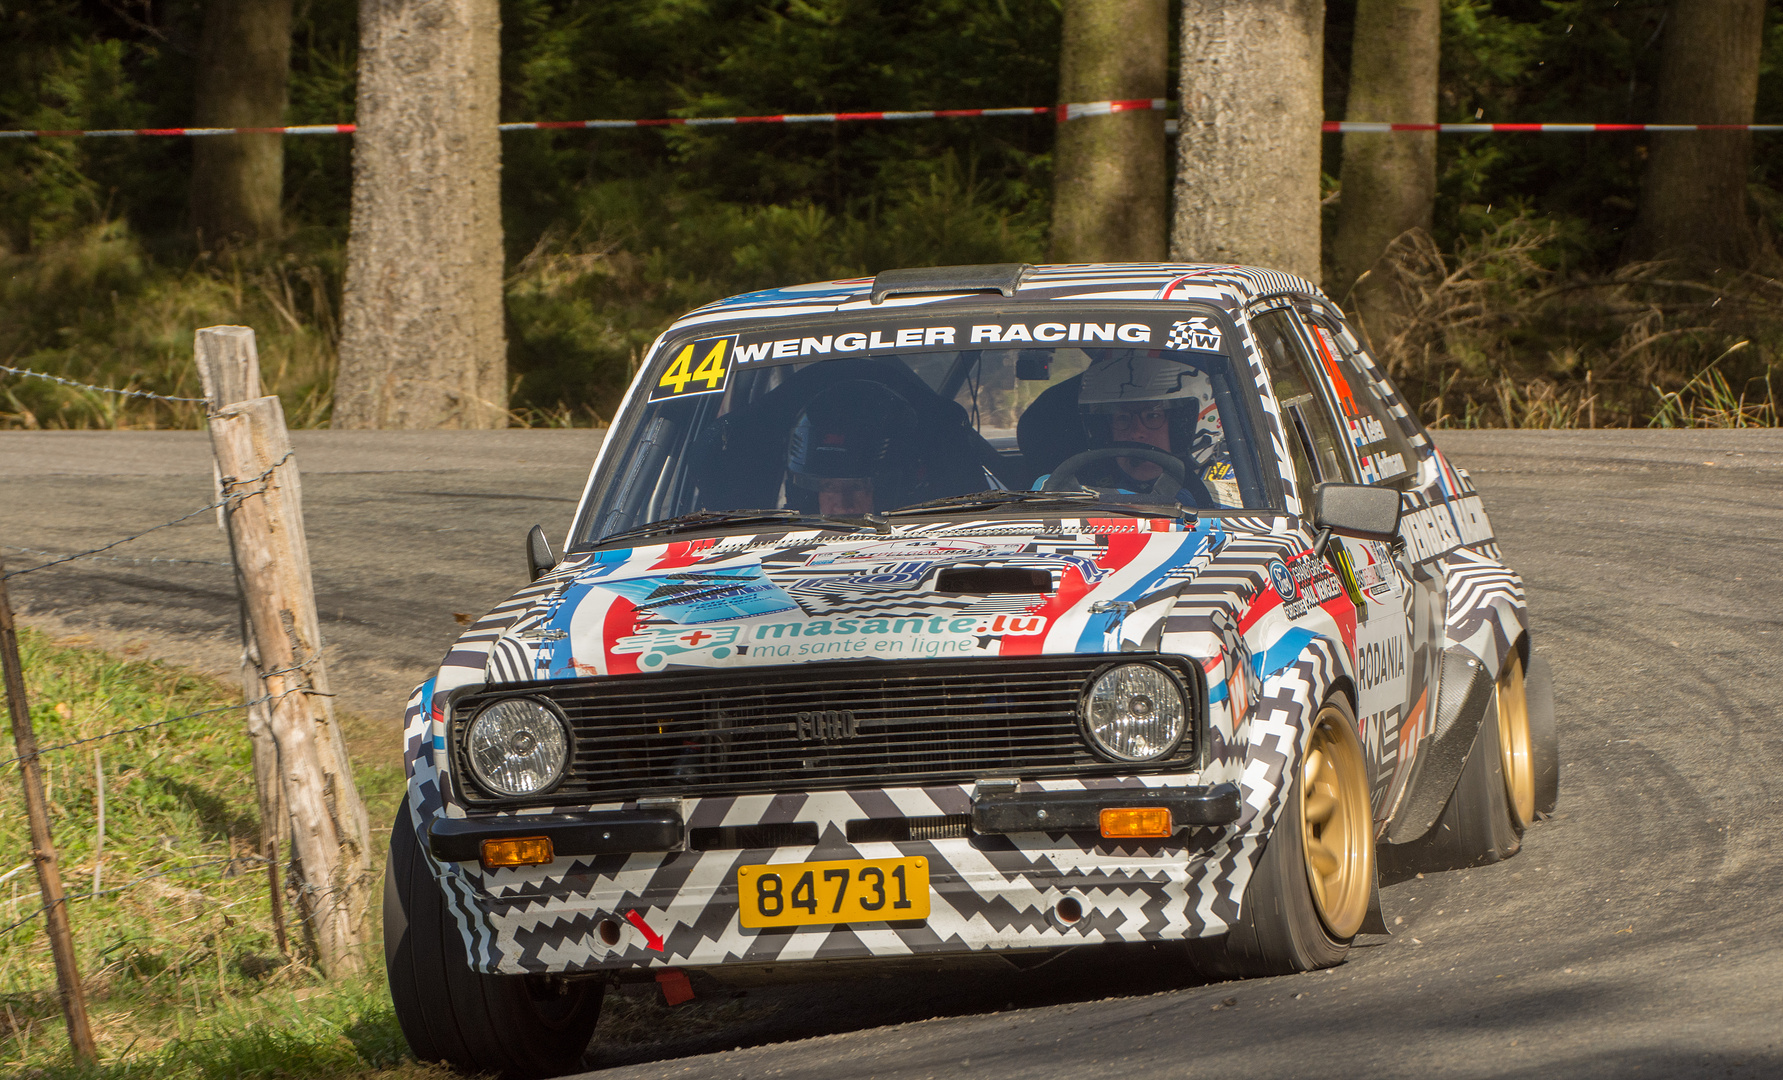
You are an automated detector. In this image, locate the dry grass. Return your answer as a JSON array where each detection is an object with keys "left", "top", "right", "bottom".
[
  {"left": 7, "top": 209, "right": 1777, "bottom": 432},
  {"left": 0, "top": 221, "right": 341, "bottom": 431},
  {"left": 1348, "top": 217, "right": 1782, "bottom": 429}
]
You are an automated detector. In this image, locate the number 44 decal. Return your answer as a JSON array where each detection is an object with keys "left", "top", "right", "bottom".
[{"left": 648, "top": 335, "right": 737, "bottom": 401}]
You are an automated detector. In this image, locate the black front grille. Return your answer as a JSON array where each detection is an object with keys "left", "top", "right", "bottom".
[
  {"left": 846, "top": 815, "right": 972, "bottom": 843},
  {"left": 690, "top": 822, "right": 820, "bottom": 850},
  {"left": 451, "top": 655, "right": 1201, "bottom": 806}
]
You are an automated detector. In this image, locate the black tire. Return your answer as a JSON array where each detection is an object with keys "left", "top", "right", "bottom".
[
  {"left": 385, "top": 799, "right": 604, "bottom": 1079},
  {"left": 1190, "top": 697, "right": 1373, "bottom": 977},
  {"left": 1526, "top": 652, "right": 1559, "bottom": 815},
  {"left": 1387, "top": 688, "right": 1522, "bottom": 872}
]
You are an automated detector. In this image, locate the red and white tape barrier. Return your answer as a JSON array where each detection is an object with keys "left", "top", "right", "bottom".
[
  {"left": 2, "top": 101, "right": 1777, "bottom": 139},
  {"left": 1323, "top": 120, "right": 1783, "bottom": 133},
  {"left": 0, "top": 123, "right": 357, "bottom": 139}
]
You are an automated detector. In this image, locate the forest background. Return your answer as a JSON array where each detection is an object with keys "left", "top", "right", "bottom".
[{"left": 3, "top": 0, "right": 1782, "bottom": 432}]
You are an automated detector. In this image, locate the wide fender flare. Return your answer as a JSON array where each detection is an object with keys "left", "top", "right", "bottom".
[
  {"left": 399, "top": 676, "right": 511, "bottom": 970},
  {"left": 1441, "top": 550, "right": 1528, "bottom": 677},
  {"left": 1383, "top": 632, "right": 1532, "bottom": 845},
  {"left": 1183, "top": 629, "right": 1352, "bottom": 934},
  {"left": 402, "top": 677, "right": 448, "bottom": 827}
]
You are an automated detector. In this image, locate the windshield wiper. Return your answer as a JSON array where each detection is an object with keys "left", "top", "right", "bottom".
[
  {"left": 887, "top": 489, "right": 1189, "bottom": 518},
  {"left": 596, "top": 509, "right": 888, "bottom": 547},
  {"left": 886, "top": 489, "right": 1097, "bottom": 515}
]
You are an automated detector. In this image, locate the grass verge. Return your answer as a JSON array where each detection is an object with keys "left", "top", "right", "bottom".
[{"left": 0, "top": 627, "right": 427, "bottom": 1078}]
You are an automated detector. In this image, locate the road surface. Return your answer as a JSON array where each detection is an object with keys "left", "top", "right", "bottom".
[{"left": 3, "top": 428, "right": 1780, "bottom": 1078}]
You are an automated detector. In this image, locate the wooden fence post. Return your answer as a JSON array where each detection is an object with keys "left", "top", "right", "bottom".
[
  {"left": 194, "top": 325, "right": 290, "bottom": 955},
  {"left": 0, "top": 559, "right": 98, "bottom": 1063},
  {"left": 206, "top": 395, "right": 373, "bottom": 975}
]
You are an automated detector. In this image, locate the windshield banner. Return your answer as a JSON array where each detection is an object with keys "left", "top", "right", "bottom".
[{"left": 721, "top": 312, "right": 1230, "bottom": 366}]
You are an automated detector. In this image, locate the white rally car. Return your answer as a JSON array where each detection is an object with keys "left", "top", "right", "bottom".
[{"left": 383, "top": 263, "right": 1557, "bottom": 1078}]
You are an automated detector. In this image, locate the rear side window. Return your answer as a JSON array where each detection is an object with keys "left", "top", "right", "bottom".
[{"left": 1304, "top": 317, "right": 1418, "bottom": 489}]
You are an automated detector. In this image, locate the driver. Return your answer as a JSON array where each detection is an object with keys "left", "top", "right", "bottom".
[
  {"left": 785, "top": 381, "right": 921, "bottom": 515},
  {"left": 1039, "top": 352, "right": 1232, "bottom": 504}
]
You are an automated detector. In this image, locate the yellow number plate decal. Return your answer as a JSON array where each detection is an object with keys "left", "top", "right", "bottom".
[
  {"left": 648, "top": 335, "right": 736, "bottom": 401},
  {"left": 736, "top": 857, "right": 929, "bottom": 928}
]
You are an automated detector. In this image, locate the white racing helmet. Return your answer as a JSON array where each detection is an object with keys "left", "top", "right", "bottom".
[
  {"left": 1077, "top": 352, "right": 1224, "bottom": 464},
  {"left": 1078, "top": 352, "right": 1209, "bottom": 408}
]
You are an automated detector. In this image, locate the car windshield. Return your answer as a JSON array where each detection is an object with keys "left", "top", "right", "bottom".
[{"left": 578, "top": 305, "right": 1274, "bottom": 545}]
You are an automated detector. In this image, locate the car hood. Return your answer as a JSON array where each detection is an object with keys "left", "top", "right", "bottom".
[{"left": 461, "top": 518, "right": 1248, "bottom": 688}]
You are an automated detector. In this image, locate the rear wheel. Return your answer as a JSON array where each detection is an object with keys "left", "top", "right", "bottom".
[
  {"left": 385, "top": 799, "right": 603, "bottom": 1079},
  {"left": 1191, "top": 697, "right": 1374, "bottom": 976},
  {"left": 1526, "top": 652, "right": 1559, "bottom": 815},
  {"left": 1388, "top": 656, "right": 1527, "bottom": 871},
  {"left": 1497, "top": 652, "right": 1536, "bottom": 829}
]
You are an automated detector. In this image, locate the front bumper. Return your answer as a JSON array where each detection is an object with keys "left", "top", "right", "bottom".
[
  {"left": 429, "top": 782, "right": 1249, "bottom": 975},
  {"left": 427, "top": 783, "right": 1242, "bottom": 865}
]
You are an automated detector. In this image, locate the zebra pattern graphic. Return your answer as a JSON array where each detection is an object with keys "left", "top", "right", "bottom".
[{"left": 396, "top": 264, "right": 1534, "bottom": 978}]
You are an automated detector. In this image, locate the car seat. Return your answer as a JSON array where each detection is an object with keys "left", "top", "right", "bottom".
[{"left": 1014, "top": 375, "right": 1091, "bottom": 481}]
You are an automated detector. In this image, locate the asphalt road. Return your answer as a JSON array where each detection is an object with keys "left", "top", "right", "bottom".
[
  {"left": 4, "top": 428, "right": 1781, "bottom": 1078},
  {"left": 0, "top": 429, "right": 602, "bottom": 727}
]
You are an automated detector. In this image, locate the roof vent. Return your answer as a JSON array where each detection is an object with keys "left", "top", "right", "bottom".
[{"left": 869, "top": 263, "right": 1032, "bottom": 305}]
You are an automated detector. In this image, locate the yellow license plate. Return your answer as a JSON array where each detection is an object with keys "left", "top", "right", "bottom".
[{"left": 736, "top": 857, "right": 930, "bottom": 928}]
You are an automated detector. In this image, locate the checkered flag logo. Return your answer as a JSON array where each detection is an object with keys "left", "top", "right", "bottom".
[{"left": 1165, "top": 317, "right": 1223, "bottom": 353}]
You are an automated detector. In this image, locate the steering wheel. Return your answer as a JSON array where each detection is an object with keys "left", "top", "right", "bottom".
[{"left": 1043, "top": 447, "right": 1204, "bottom": 504}]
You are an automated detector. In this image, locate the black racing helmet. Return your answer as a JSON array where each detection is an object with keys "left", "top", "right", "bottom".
[{"left": 785, "top": 381, "right": 922, "bottom": 511}]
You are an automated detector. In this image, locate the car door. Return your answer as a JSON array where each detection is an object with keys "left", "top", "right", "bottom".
[
  {"left": 1295, "top": 307, "right": 1437, "bottom": 825},
  {"left": 1251, "top": 304, "right": 1415, "bottom": 820}
]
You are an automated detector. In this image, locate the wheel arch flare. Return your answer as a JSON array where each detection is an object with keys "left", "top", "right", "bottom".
[{"left": 1179, "top": 626, "right": 1353, "bottom": 935}]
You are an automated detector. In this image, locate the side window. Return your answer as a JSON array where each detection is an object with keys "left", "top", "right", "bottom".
[
  {"left": 1251, "top": 309, "right": 1355, "bottom": 508},
  {"left": 1304, "top": 316, "right": 1419, "bottom": 489}
]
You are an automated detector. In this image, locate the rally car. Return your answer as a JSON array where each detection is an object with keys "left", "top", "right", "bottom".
[{"left": 383, "top": 262, "right": 1558, "bottom": 1078}]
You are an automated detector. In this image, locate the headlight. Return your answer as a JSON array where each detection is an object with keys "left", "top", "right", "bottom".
[
  {"left": 1081, "top": 663, "right": 1187, "bottom": 762},
  {"left": 465, "top": 698, "right": 571, "bottom": 797}
]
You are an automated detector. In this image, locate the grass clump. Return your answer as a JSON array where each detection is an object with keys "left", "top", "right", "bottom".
[{"left": 0, "top": 628, "right": 413, "bottom": 1077}]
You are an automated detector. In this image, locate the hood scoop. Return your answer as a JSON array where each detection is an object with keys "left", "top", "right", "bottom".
[{"left": 935, "top": 566, "right": 1053, "bottom": 594}]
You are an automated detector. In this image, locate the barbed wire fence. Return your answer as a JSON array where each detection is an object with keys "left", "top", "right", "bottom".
[{"left": 2, "top": 334, "right": 375, "bottom": 1062}]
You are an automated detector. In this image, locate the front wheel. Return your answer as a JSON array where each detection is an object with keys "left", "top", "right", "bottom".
[
  {"left": 384, "top": 798, "right": 604, "bottom": 1079},
  {"left": 1191, "top": 697, "right": 1375, "bottom": 976}
]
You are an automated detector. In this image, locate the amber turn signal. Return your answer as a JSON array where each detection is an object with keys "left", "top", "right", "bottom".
[
  {"left": 1099, "top": 807, "right": 1173, "bottom": 839},
  {"left": 480, "top": 836, "right": 554, "bottom": 870}
]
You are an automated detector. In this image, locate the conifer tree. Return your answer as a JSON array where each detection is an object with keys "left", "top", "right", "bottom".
[
  {"left": 1172, "top": 0, "right": 1325, "bottom": 282},
  {"left": 1050, "top": 0, "right": 1169, "bottom": 263},
  {"left": 190, "top": 0, "right": 294, "bottom": 245},
  {"left": 1625, "top": 0, "right": 1767, "bottom": 267},
  {"left": 335, "top": 0, "right": 507, "bottom": 429}
]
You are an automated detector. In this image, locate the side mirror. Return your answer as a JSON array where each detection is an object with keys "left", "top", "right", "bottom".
[
  {"left": 1312, "top": 483, "right": 1402, "bottom": 545},
  {"left": 526, "top": 525, "right": 557, "bottom": 582}
]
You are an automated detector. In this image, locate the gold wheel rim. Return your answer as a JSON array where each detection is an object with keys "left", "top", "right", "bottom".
[
  {"left": 1497, "top": 653, "right": 1536, "bottom": 827},
  {"left": 1300, "top": 706, "right": 1373, "bottom": 940}
]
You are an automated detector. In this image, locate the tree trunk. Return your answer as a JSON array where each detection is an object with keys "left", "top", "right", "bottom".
[
  {"left": 1050, "top": 0, "right": 1169, "bottom": 263},
  {"left": 1329, "top": 0, "right": 1439, "bottom": 320},
  {"left": 334, "top": 0, "right": 507, "bottom": 429},
  {"left": 1171, "top": 0, "right": 1324, "bottom": 283},
  {"left": 1624, "top": 0, "right": 1766, "bottom": 267},
  {"left": 190, "top": 0, "right": 293, "bottom": 246}
]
